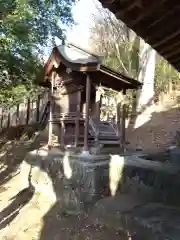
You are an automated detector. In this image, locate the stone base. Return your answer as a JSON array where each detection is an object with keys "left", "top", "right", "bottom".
[
  {"left": 21, "top": 148, "right": 180, "bottom": 215},
  {"left": 169, "top": 146, "right": 180, "bottom": 165},
  {"left": 22, "top": 148, "right": 110, "bottom": 214}
]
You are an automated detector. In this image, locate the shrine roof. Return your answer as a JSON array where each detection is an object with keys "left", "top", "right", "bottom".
[
  {"left": 44, "top": 42, "right": 141, "bottom": 90},
  {"left": 57, "top": 45, "right": 99, "bottom": 65}
]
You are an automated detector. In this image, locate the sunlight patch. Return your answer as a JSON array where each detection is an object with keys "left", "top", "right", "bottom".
[{"left": 109, "top": 155, "right": 125, "bottom": 196}]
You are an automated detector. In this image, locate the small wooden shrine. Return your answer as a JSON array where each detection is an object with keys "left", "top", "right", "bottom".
[{"left": 44, "top": 42, "right": 141, "bottom": 153}]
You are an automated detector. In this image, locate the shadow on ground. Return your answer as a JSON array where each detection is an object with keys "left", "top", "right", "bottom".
[
  {"left": 0, "top": 122, "right": 47, "bottom": 188},
  {"left": 0, "top": 167, "right": 35, "bottom": 230},
  {"left": 0, "top": 186, "right": 34, "bottom": 230},
  {"left": 39, "top": 203, "right": 127, "bottom": 240}
]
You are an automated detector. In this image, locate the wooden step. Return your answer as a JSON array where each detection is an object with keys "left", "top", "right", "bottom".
[
  {"left": 99, "top": 140, "right": 120, "bottom": 145},
  {"left": 99, "top": 132, "right": 117, "bottom": 136}
]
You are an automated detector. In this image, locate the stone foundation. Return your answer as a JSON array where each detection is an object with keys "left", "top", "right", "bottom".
[
  {"left": 19, "top": 147, "right": 180, "bottom": 239},
  {"left": 22, "top": 148, "right": 180, "bottom": 213}
]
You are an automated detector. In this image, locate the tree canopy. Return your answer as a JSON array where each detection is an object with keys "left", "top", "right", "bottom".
[
  {"left": 90, "top": 7, "right": 180, "bottom": 103},
  {"left": 90, "top": 10, "right": 140, "bottom": 79},
  {"left": 0, "top": 0, "right": 75, "bottom": 108}
]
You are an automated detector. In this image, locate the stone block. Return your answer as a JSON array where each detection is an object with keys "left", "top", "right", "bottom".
[{"left": 21, "top": 149, "right": 180, "bottom": 216}]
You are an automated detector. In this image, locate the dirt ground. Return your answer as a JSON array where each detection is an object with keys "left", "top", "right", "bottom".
[
  {"left": 0, "top": 167, "right": 128, "bottom": 240},
  {"left": 0, "top": 127, "right": 128, "bottom": 240}
]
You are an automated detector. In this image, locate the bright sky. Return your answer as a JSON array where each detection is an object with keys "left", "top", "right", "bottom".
[
  {"left": 44, "top": 0, "right": 102, "bottom": 61},
  {"left": 57, "top": 0, "right": 102, "bottom": 49}
]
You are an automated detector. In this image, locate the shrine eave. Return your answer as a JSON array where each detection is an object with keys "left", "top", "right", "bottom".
[{"left": 43, "top": 43, "right": 141, "bottom": 90}]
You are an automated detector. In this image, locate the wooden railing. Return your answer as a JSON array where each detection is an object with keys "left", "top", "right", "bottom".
[
  {"left": 51, "top": 112, "right": 86, "bottom": 122},
  {"left": 49, "top": 112, "right": 87, "bottom": 147}
]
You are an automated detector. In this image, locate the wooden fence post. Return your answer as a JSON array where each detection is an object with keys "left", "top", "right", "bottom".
[
  {"left": 7, "top": 110, "right": 10, "bottom": 128},
  {"left": 36, "top": 95, "right": 41, "bottom": 122},
  {"left": 26, "top": 98, "right": 30, "bottom": 125},
  {"left": 16, "top": 104, "right": 19, "bottom": 126},
  {"left": 1, "top": 109, "right": 4, "bottom": 129}
]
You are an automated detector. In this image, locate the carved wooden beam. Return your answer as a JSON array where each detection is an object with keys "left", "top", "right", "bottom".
[
  {"left": 101, "top": 0, "right": 115, "bottom": 4},
  {"left": 159, "top": 40, "right": 180, "bottom": 55},
  {"left": 164, "top": 47, "right": 180, "bottom": 59},
  {"left": 148, "top": 4, "right": 179, "bottom": 29},
  {"left": 151, "top": 29, "right": 180, "bottom": 48},
  {"left": 104, "top": 0, "right": 141, "bottom": 18},
  {"left": 145, "top": 12, "right": 180, "bottom": 42},
  {"left": 169, "top": 56, "right": 180, "bottom": 65},
  {"left": 173, "top": 63, "right": 180, "bottom": 70},
  {"left": 131, "top": 0, "right": 168, "bottom": 27},
  {"left": 168, "top": 52, "right": 180, "bottom": 62},
  {"left": 136, "top": 1, "right": 180, "bottom": 35},
  {"left": 116, "top": 0, "right": 142, "bottom": 16}
]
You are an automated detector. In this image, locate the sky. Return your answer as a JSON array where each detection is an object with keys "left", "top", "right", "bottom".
[
  {"left": 56, "top": 0, "right": 102, "bottom": 49},
  {"left": 43, "top": 0, "right": 102, "bottom": 61}
]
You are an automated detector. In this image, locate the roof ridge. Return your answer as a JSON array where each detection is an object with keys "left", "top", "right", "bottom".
[{"left": 63, "top": 40, "right": 103, "bottom": 63}]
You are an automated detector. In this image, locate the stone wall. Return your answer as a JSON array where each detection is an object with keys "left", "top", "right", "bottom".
[{"left": 22, "top": 149, "right": 180, "bottom": 215}]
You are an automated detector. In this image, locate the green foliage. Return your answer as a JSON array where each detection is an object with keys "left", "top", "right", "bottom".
[
  {"left": 91, "top": 8, "right": 180, "bottom": 104},
  {"left": 0, "top": 84, "right": 45, "bottom": 109},
  {"left": 0, "top": 0, "right": 75, "bottom": 106},
  {"left": 90, "top": 10, "right": 140, "bottom": 107},
  {"left": 90, "top": 11, "right": 140, "bottom": 79},
  {"left": 154, "top": 56, "right": 180, "bottom": 94}
]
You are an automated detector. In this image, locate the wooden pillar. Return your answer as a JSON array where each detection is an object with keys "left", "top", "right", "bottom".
[
  {"left": 121, "top": 89, "right": 126, "bottom": 152},
  {"left": 26, "top": 98, "right": 30, "bottom": 125},
  {"left": 84, "top": 74, "right": 91, "bottom": 152},
  {"left": 7, "top": 111, "right": 10, "bottom": 128},
  {"left": 95, "top": 86, "right": 101, "bottom": 147},
  {"left": 60, "top": 120, "right": 65, "bottom": 146},
  {"left": 1, "top": 109, "right": 4, "bottom": 129},
  {"left": 75, "top": 91, "right": 81, "bottom": 147},
  {"left": 116, "top": 101, "right": 121, "bottom": 145},
  {"left": 36, "top": 95, "right": 41, "bottom": 122},
  {"left": 16, "top": 104, "right": 20, "bottom": 126},
  {"left": 48, "top": 72, "right": 54, "bottom": 147}
]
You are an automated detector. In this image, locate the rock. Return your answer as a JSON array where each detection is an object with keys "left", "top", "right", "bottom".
[{"left": 169, "top": 147, "right": 180, "bottom": 165}]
